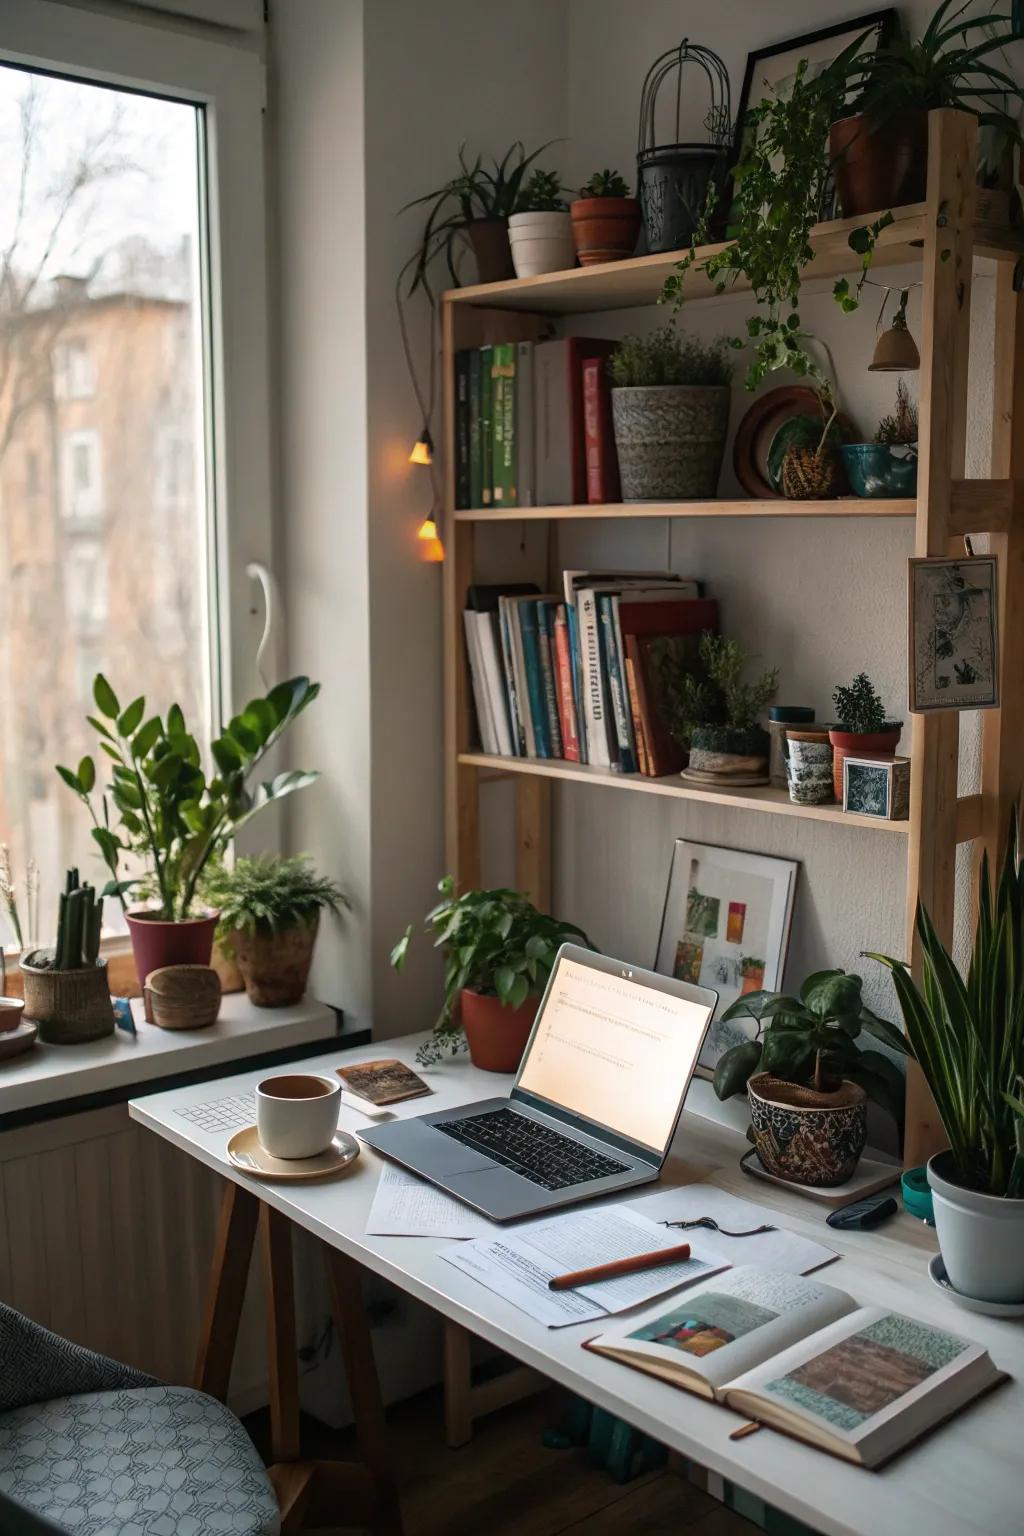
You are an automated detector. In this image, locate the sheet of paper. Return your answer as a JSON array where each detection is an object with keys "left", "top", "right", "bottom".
[
  {"left": 366, "top": 1163, "right": 494, "bottom": 1239},
  {"left": 442, "top": 1205, "right": 728, "bottom": 1328},
  {"left": 627, "top": 1184, "right": 837, "bottom": 1275}
]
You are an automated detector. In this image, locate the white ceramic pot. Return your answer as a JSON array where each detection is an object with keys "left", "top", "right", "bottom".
[
  {"left": 928, "top": 1150, "right": 1024, "bottom": 1302},
  {"left": 508, "top": 210, "right": 575, "bottom": 278},
  {"left": 256, "top": 1072, "right": 340, "bottom": 1159}
]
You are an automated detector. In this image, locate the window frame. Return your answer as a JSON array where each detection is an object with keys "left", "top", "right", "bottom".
[
  {"left": 0, "top": 0, "right": 273, "bottom": 738},
  {"left": 0, "top": 0, "right": 275, "bottom": 957}
]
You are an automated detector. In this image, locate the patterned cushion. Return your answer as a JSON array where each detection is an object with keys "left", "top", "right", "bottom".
[
  {"left": 0, "top": 1386, "right": 280, "bottom": 1536},
  {"left": 0, "top": 1307, "right": 154, "bottom": 1414}
]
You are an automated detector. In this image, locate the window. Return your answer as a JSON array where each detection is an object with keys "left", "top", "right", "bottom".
[
  {"left": 0, "top": 0, "right": 272, "bottom": 944},
  {"left": 53, "top": 338, "right": 94, "bottom": 400},
  {"left": 61, "top": 430, "right": 103, "bottom": 521}
]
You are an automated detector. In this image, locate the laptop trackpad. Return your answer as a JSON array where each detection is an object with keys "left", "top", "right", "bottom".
[{"left": 376, "top": 1118, "right": 494, "bottom": 1175}]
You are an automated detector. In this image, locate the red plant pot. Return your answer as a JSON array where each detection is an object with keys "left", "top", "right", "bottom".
[
  {"left": 828, "top": 725, "right": 903, "bottom": 802},
  {"left": 570, "top": 196, "right": 642, "bottom": 265},
  {"left": 830, "top": 110, "right": 928, "bottom": 218},
  {"left": 126, "top": 909, "right": 220, "bottom": 1017},
  {"left": 460, "top": 987, "right": 538, "bottom": 1073}
]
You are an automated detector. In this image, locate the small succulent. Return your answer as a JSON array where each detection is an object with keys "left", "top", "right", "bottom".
[
  {"left": 876, "top": 379, "right": 919, "bottom": 446},
  {"left": 832, "top": 672, "right": 892, "bottom": 734},
  {"left": 580, "top": 168, "right": 631, "bottom": 198},
  {"left": 515, "top": 168, "right": 566, "bottom": 213}
]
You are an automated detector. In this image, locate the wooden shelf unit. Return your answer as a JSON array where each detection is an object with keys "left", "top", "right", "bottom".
[{"left": 441, "top": 110, "right": 1024, "bottom": 1169}]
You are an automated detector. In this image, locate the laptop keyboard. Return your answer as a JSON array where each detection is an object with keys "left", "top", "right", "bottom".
[{"left": 436, "top": 1107, "right": 629, "bottom": 1190}]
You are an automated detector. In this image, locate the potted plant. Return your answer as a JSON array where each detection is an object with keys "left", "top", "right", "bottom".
[
  {"left": 831, "top": 3, "right": 1024, "bottom": 219},
  {"left": 714, "top": 968, "right": 907, "bottom": 1187},
  {"left": 570, "top": 169, "right": 641, "bottom": 266},
  {"left": 841, "top": 378, "right": 919, "bottom": 499},
  {"left": 21, "top": 870, "right": 113, "bottom": 1044},
  {"left": 829, "top": 673, "right": 902, "bottom": 802},
  {"left": 391, "top": 878, "right": 590, "bottom": 1070},
  {"left": 402, "top": 141, "right": 555, "bottom": 292},
  {"left": 869, "top": 812, "right": 1024, "bottom": 1302},
  {"left": 57, "top": 673, "right": 320, "bottom": 986},
  {"left": 202, "top": 855, "right": 347, "bottom": 1008},
  {"left": 655, "top": 632, "right": 778, "bottom": 783},
  {"left": 508, "top": 168, "right": 574, "bottom": 278},
  {"left": 608, "top": 327, "right": 734, "bottom": 501}
]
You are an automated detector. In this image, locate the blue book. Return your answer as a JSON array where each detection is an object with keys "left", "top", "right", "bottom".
[
  {"left": 599, "top": 594, "right": 637, "bottom": 774},
  {"left": 565, "top": 601, "right": 587, "bottom": 764},
  {"left": 517, "top": 601, "right": 551, "bottom": 758},
  {"left": 536, "top": 601, "right": 564, "bottom": 759}
]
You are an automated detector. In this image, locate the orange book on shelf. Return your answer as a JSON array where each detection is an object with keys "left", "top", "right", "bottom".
[{"left": 553, "top": 605, "right": 581, "bottom": 762}]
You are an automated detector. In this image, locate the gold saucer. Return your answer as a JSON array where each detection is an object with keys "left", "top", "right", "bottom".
[{"left": 226, "top": 1125, "right": 360, "bottom": 1182}]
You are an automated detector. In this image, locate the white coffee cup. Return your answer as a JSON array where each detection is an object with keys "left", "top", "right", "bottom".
[{"left": 255, "top": 1073, "right": 341, "bottom": 1159}]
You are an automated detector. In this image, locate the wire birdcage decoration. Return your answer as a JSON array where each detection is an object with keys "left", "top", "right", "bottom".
[{"left": 637, "top": 38, "right": 732, "bottom": 254}]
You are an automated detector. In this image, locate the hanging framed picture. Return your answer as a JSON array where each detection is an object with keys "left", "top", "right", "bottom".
[
  {"left": 908, "top": 555, "right": 999, "bottom": 713},
  {"left": 654, "top": 841, "right": 799, "bottom": 1077}
]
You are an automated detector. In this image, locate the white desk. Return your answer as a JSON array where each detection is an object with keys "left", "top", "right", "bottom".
[{"left": 129, "top": 1035, "right": 1022, "bottom": 1536}]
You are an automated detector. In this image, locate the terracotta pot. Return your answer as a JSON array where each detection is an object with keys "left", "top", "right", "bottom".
[
  {"left": 747, "top": 1072, "right": 867, "bottom": 1188},
  {"left": 570, "top": 196, "right": 642, "bottom": 265},
  {"left": 828, "top": 724, "right": 903, "bottom": 801},
  {"left": 230, "top": 915, "right": 318, "bottom": 1008},
  {"left": 460, "top": 987, "right": 538, "bottom": 1073},
  {"left": 830, "top": 110, "right": 928, "bottom": 218},
  {"left": 126, "top": 910, "right": 219, "bottom": 1018},
  {"left": 20, "top": 956, "right": 114, "bottom": 1044},
  {"left": 465, "top": 218, "right": 514, "bottom": 284}
]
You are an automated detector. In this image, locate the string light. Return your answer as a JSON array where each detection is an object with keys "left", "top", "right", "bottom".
[{"left": 409, "top": 427, "right": 434, "bottom": 466}]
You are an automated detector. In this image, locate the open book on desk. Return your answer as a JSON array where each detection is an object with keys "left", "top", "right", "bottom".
[{"left": 585, "top": 1266, "right": 1005, "bottom": 1469}]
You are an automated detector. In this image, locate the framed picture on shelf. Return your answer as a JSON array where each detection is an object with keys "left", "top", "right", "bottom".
[
  {"left": 908, "top": 555, "right": 999, "bottom": 713},
  {"left": 654, "top": 840, "right": 799, "bottom": 1076},
  {"left": 731, "top": 10, "right": 897, "bottom": 174}
]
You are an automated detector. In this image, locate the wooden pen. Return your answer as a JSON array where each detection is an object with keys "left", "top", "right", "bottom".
[{"left": 548, "top": 1242, "right": 691, "bottom": 1291}]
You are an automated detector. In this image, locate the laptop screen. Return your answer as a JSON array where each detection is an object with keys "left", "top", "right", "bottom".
[{"left": 514, "top": 952, "right": 713, "bottom": 1154}]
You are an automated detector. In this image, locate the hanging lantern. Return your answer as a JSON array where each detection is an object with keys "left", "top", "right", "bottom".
[
  {"left": 869, "top": 289, "right": 920, "bottom": 372},
  {"left": 636, "top": 38, "right": 732, "bottom": 254}
]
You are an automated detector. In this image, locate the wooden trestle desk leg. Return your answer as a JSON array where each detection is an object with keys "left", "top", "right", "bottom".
[
  {"left": 261, "top": 1204, "right": 301, "bottom": 1463},
  {"left": 443, "top": 1318, "right": 546, "bottom": 1448},
  {"left": 194, "top": 1180, "right": 260, "bottom": 1399}
]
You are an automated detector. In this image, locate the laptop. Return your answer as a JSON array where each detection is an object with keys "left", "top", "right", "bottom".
[{"left": 359, "top": 944, "right": 716, "bottom": 1222}]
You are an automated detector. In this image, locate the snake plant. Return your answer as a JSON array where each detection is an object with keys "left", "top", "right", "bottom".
[{"left": 868, "top": 809, "right": 1024, "bottom": 1197}]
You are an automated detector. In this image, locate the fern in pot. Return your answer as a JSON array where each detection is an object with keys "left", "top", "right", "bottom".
[
  {"left": 869, "top": 811, "right": 1024, "bottom": 1304},
  {"left": 654, "top": 632, "right": 778, "bottom": 783},
  {"left": 392, "top": 878, "right": 590, "bottom": 1069},
  {"left": 202, "top": 855, "right": 347, "bottom": 1008},
  {"left": 608, "top": 328, "right": 734, "bottom": 501}
]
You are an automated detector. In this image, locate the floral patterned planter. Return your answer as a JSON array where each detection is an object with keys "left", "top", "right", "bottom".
[{"left": 747, "top": 1072, "right": 867, "bottom": 1187}]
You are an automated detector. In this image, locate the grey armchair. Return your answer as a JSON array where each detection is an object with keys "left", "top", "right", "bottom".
[{"left": 0, "top": 1304, "right": 280, "bottom": 1536}]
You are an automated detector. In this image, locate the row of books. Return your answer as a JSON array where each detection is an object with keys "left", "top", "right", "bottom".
[
  {"left": 453, "top": 337, "right": 621, "bottom": 510},
  {"left": 463, "top": 574, "right": 718, "bottom": 777}
]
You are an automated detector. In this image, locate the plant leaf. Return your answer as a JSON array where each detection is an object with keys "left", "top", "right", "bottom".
[{"left": 93, "top": 674, "right": 120, "bottom": 719}]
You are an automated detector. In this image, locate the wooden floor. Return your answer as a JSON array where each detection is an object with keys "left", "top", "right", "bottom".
[{"left": 246, "top": 1389, "right": 761, "bottom": 1536}]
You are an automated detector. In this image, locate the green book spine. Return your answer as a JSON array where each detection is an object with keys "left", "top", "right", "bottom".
[
  {"left": 468, "top": 349, "right": 483, "bottom": 507},
  {"left": 491, "top": 343, "right": 517, "bottom": 507},
  {"left": 479, "top": 345, "right": 493, "bottom": 506}
]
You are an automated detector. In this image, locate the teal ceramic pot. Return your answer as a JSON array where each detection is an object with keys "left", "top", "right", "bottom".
[{"left": 840, "top": 442, "right": 918, "bottom": 499}]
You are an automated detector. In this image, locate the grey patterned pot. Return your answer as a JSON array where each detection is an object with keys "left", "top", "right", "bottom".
[
  {"left": 611, "top": 384, "right": 730, "bottom": 501},
  {"left": 747, "top": 1072, "right": 867, "bottom": 1188}
]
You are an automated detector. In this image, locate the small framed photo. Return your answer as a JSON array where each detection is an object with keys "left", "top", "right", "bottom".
[
  {"left": 654, "top": 841, "right": 799, "bottom": 1077},
  {"left": 908, "top": 555, "right": 999, "bottom": 713},
  {"left": 843, "top": 756, "right": 910, "bottom": 821}
]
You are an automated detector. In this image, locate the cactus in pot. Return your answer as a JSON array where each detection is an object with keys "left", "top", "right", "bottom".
[{"left": 21, "top": 870, "right": 114, "bottom": 1043}]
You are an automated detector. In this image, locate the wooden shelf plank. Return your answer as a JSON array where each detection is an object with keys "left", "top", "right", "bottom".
[
  {"left": 459, "top": 752, "right": 911, "bottom": 835},
  {"left": 454, "top": 497, "right": 915, "bottom": 523}
]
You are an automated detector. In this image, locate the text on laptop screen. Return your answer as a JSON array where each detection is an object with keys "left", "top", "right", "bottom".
[{"left": 515, "top": 955, "right": 711, "bottom": 1152}]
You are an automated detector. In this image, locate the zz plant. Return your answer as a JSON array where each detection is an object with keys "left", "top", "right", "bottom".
[
  {"left": 392, "top": 878, "right": 590, "bottom": 1064},
  {"left": 714, "top": 969, "right": 908, "bottom": 1128},
  {"left": 57, "top": 674, "right": 320, "bottom": 922}
]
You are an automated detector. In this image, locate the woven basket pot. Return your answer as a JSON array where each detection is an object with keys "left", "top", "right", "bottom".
[
  {"left": 230, "top": 915, "right": 319, "bottom": 1008},
  {"left": 20, "top": 955, "right": 114, "bottom": 1044},
  {"left": 611, "top": 385, "right": 730, "bottom": 501},
  {"left": 780, "top": 445, "right": 844, "bottom": 500},
  {"left": 747, "top": 1072, "right": 867, "bottom": 1187}
]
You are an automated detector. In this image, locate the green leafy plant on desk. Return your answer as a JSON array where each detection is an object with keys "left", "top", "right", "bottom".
[{"left": 392, "top": 878, "right": 591, "bottom": 1067}]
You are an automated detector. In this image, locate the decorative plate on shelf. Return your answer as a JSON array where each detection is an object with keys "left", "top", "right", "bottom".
[{"left": 733, "top": 386, "right": 853, "bottom": 499}]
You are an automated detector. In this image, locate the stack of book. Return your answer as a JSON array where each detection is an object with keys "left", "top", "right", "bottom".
[
  {"left": 454, "top": 338, "right": 620, "bottom": 510},
  {"left": 463, "top": 576, "right": 718, "bottom": 778}
]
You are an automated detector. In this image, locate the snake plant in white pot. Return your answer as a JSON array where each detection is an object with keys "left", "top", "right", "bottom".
[{"left": 869, "top": 811, "right": 1024, "bottom": 1304}]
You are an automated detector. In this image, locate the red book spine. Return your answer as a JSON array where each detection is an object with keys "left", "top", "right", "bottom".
[
  {"left": 581, "top": 357, "right": 621, "bottom": 505},
  {"left": 553, "top": 608, "right": 580, "bottom": 762}
]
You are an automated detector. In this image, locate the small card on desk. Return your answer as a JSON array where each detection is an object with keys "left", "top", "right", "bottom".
[{"left": 337, "top": 1059, "right": 431, "bottom": 1106}]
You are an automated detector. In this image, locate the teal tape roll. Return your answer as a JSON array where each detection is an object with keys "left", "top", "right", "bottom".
[{"left": 902, "top": 1165, "right": 934, "bottom": 1225}]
